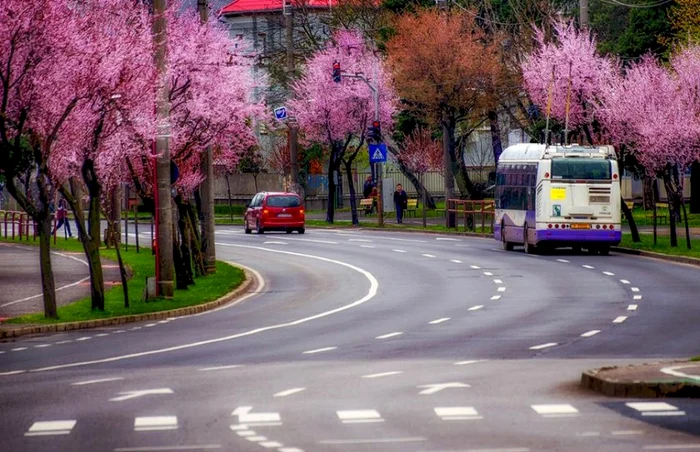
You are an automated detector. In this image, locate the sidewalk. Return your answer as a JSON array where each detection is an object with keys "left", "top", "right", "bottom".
[
  {"left": 583, "top": 361, "right": 700, "bottom": 398},
  {"left": 0, "top": 242, "right": 121, "bottom": 319}
]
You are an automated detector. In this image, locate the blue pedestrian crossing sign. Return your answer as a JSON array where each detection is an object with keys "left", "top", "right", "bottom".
[
  {"left": 274, "top": 106, "right": 288, "bottom": 121},
  {"left": 369, "top": 143, "right": 387, "bottom": 163}
]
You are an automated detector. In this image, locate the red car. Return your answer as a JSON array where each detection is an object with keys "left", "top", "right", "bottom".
[{"left": 244, "top": 192, "right": 305, "bottom": 234}]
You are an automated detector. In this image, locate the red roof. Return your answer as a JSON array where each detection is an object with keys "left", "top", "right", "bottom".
[{"left": 220, "top": 0, "right": 333, "bottom": 15}]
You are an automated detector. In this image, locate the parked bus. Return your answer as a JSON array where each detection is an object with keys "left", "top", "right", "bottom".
[{"left": 494, "top": 143, "right": 621, "bottom": 255}]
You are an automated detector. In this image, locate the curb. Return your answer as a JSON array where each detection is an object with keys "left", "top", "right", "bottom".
[
  {"left": 611, "top": 246, "right": 700, "bottom": 267},
  {"left": 581, "top": 366, "right": 700, "bottom": 398},
  {"left": 0, "top": 268, "right": 255, "bottom": 341}
]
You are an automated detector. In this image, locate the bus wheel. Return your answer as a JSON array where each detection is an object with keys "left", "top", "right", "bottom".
[
  {"left": 523, "top": 225, "right": 536, "bottom": 254},
  {"left": 587, "top": 246, "right": 598, "bottom": 255},
  {"left": 599, "top": 245, "right": 610, "bottom": 256},
  {"left": 501, "top": 223, "right": 514, "bottom": 251}
]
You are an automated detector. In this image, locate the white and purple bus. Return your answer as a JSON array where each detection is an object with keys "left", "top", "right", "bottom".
[{"left": 494, "top": 143, "right": 621, "bottom": 255}]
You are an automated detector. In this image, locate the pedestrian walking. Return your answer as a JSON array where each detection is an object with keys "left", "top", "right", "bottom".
[
  {"left": 370, "top": 186, "right": 379, "bottom": 213},
  {"left": 363, "top": 175, "right": 375, "bottom": 199},
  {"left": 393, "top": 183, "right": 408, "bottom": 224},
  {"left": 51, "top": 198, "right": 72, "bottom": 237}
]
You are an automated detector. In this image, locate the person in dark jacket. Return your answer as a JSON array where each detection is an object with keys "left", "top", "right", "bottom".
[
  {"left": 362, "top": 175, "right": 375, "bottom": 199},
  {"left": 51, "top": 198, "right": 72, "bottom": 237},
  {"left": 393, "top": 184, "right": 408, "bottom": 224}
]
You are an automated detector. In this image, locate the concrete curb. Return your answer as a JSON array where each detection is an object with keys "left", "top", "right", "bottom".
[
  {"left": 0, "top": 267, "right": 255, "bottom": 341},
  {"left": 581, "top": 366, "right": 700, "bottom": 398},
  {"left": 611, "top": 246, "right": 700, "bottom": 267}
]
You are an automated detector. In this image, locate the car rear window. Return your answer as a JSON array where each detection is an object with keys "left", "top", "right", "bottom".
[
  {"left": 266, "top": 196, "right": 301, "bottom": 207},
  {"left": 551, "top": 159, "right": 611, "bottom": 180}
]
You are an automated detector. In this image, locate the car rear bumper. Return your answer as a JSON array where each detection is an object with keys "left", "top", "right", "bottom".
[{"left": 535, "top": 228, "right": 621, "bottom": 244}]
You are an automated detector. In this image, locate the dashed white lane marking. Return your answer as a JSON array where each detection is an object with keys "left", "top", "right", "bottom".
[
  {"left": 246, "top": 436, "right": 268, "bottom": 441},
  {"left": 197, "top": 365, "right": 242, "bottom": 372},
  {"left": 612, "top": 430, "right": 644, "bottom": 435},
  {"left": 531, "top": 404, "right": 579, "bottom": 417},
  {"left": 628, "top": 304, "right": 638, "bottom": 311},
  {"left": 110, "top": 388, "right": 174, "bottom": 402},
  {"left": 318, "top": 438, "right": 424, "bottom": 445},
  {"left": 429, "top": 318, "right": 450, "bottom": 325},
  {"left": 302, "top": 347, "right": 337, "bottom": 355},
  {"left": 631, "top": 287, "right": 640, "bottom": 292},
  {"left": 282, "top": 238, "right": 338, "bottom": 244},
  {"left": 263, "top": 241, "right": 287, "bottom": 245},
  {"left": 634, "top": 295, "right": 643, "bottom": 300},
  {"left": 493, "top": 279, "right": 503, "bottom": 285},
  {"left": 96, "top": 333, "right": 110, "bottom": 337},
  {"left": 237, "top": 430, "right": 256, "bottom": 436},
  {"left": 274, "top": 388, "right": 306, "bottom": 397},
  {"left": 450, "top": 259, "right": 463, "bottom": 263},
  {"left": 259, "top": 441, "right": 283, "bottom": 448},
  {"left": 613, "top": 316, "right": 628, "bottom": 323},
  {"left": 279, "top": 448, "right": 304, "bottom": 452},
  {"left": 76, "top": 337, "right": 91, "bottom": 341},
  {"left": 362, "top": 371, "right": 402, "bottom": 379},
  {"left": 529, "top": 343, "right": 558, "bottom": 350},
  {"left": 376, "top": 332, "right": 403, "bottom": 339},
  {"left": 483, "top": 271, "right": 493, "bottom": 276},
  {"left": 11, "top": 347, "right": 28, "bottom": 352},
  {"left": 454, "top": 360, "right": 488, "bottom": 366},
  {"left": 55, "top": 340, "right": 73, "bottom": 344},
  {"left": 25, "top": 420, "right": 76, "bottom": 436},
  {"left": 643, "top": 445, "right": 700, "bottom": 450},
  {"left": 361, "top": 245, "right": 375, "bottom": 248},
  {"left": 72, "top": 377, "right": 124, "bottom": 386},
  {"left": 603, "top": 271, "right": 615, "bottom": 276},
  {"left": 114, "top": 330, "right": 126, "bottom": 334},
  {"left": 348, "top": 239, "right": 372, "bottom": 243},
  {"left": 491, "top": 295, "right": 501, "bottom": 300},
  {"left": 468, "top": 305, "right": 484, "bottom": 311},
  {"left": 497, "top": 287, "right": 506, "bottom": 292},
  {"left": 393, "top": 249, "right": 407, "bottom": 253},
  {"left": 422, "top": 254, "right": 436, "bottom": 258},
  {"left": 113, "top": 445, "right": 223, "bottom": 451},
  {"left": 436, "top": 238, "right": 461, "bottom": 241},
  {"left": 144, "top": 324, "right": 157, "bottom": 328},
  {"left": 131, "top": 327, "right": 142, "bottom": 331},
  {"left": 134, "top": 416, "right": 178, "bottom": 431},
  {"left": 470, "top": 265, "right": 481, "bottom": 269},
  {"left": 18, "top": 244, "right": 378, "bottom": 374},
  {"left": 620, "top": 279, "right": 630, "bottom": 284},
  {"left": 336, "top": 410, "right": 383, "bottom": 423},
  {"left": 577, "top": 432, "right": 600, "bottom": 437},
  {"left": 556, "top": 259, "right": 570, "bottom": 263},
  {"left": 434, "top": 406, "right": 482, "bottom": 420},
  {"left": 582, "top": 265, "right": 595, "bottom": 269},
  {"left": 0, "top": 351, "right": 5, "bottom": 354},
  {"left": 581, "top": 330, "right": 601, "bottom": 337}
]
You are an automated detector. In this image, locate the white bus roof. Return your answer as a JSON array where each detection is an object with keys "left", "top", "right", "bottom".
[{"left": 499, "top": 144, "right": 616, "bottom": 163}]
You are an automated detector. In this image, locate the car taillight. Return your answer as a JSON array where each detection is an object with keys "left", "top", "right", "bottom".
[
  {"left": 263, "top": 209, "right": 269, "bottom": 216},
  {"left": 300, "top": 209, "right": 305, "bottom": 215},
  {"left": 548, "top": 224, "right": 552, "bottom": 229},
  {"left": 555, "top": 224, "right": 559, "bottom": 228},
  {"left": 602, "top": 224, "right": 607, "bottom": 229}
]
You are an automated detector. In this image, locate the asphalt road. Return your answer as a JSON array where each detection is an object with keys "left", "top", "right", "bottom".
[{"left": 1, "top": 227, "right": 700, "bottom": 452}]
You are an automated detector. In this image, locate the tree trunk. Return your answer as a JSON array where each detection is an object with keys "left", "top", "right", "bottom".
[
  {"left": 225, "top": 174, "right": 233, "bottom": 222},
  {"left": 643, "top": 176, "right": 654, "bottom": 210},
  {"left": 691, "top": 160, "right": 700, "bottom": 214},
  {"left": 199, "top": 146, "right": 216, "bottom": 275},
  {"left": 387, "top": 148, "right": 436, "bottom": 209},
  {"left": 344, "top": 159, "right": 359, "bottom": 226},
  {"left": 620, "top": 197, "right": 640, "bottom": 243},
  {"left": 37, "top": 218, "right": 58, "bottom": 319},
  {"left": 442, "top": 112, "right": 457, "bottom": 228},
  {"left": 663, "top": 168, "right": 678, "bottom": 248},
  {"left": 681, "top": 196, "right": 691, "bottom": 250},
  {"left": 488, "top": 110, "right": 503, "bottom": 165},
  {"left": 325, "top": 148, "right": 339, "bottom": 223}
]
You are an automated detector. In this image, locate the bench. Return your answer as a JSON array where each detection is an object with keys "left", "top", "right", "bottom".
[
  {"left": 645, "top": 202, "right": 668, "bottom": 225},
  {"left": 359, "top": 198, "right": 374, "bottom": 215},
  {"left": 405, "top": 199, "right": 418, "bottom": 217}
]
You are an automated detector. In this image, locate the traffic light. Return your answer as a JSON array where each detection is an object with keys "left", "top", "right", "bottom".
[
  {"left": 368, "top": 120, "right": 381, "bottom": 143},
  {"left": 332, "top": 61, "right": 341, "bottom": 83}
]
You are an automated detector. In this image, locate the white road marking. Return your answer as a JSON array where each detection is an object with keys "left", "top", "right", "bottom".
[
  {"left": 113, "top": 445, "right": 222, "bottom": 451},
  {"left": 279, "top": 448, "right": 304, "bottom": 452},
  {"left": 422, "top": 254, "right": 436, "bottom": 258},
  {"left": 20, "top": 244, "right": 379, "bottom": 374},
  {"left": 643, "top": 445, "right": 700, "bottom": 450},
  {"left": 197, "top": 365, "right": 242, "bottom": 372},
  {"left": 348, "top": 239, "right": 373, "bottom": 243},
  {"left": 470, "top": 265, "right": 481, "bottom": 269},
  {"left": 393, "top": 249, "right": 407, "bottom": 253},
  {"left": 0, "top": 370, "right": 27, "bottom": 376},
  {"left": 76, "top": 337, "right": 91, "bottom": 341},
  {"left": 611, "top": 430, "right": 644, "bottom": 435},
  {"left": 134, "top": 416, "right": 178, "bottom": 431},
  {"left": 660, "top": 365, "right": 700, "bottom": 381},
  {"left": 25, "top": 420, "right": 76, "bottom": 436},
  {"left": 429, "top": 317, "right": 450, "bottom": 325},
  {"left": 232, "top": 407, "right": 282, "bottom": 425},
  {"left": 281, "top": 238, "right": 338, "bottom": 244},
  {"left": 235, "top": 430, "right": 255, "bottom": 436},
  {"left": 336, "top": 410, "right": 383, "bottom": 423},
  {"left": 376, "top": 332, "right": 403, "bottom": 339},
  {"left": 631, "top": 287, "right": 640, "bottom": 292},
  {"left": 556, "top": 259, "right": 570, "bottom": 263},
  {"left": 11, "top": 347, "right": 28, "bottom": 352},
  {"left": 246, "top": 436, "right": 268, "bottom": 442},
  {"left": 318, "top": 438, "right": 424, "bottom": 445},
  {"left": 96, "top": 333, "right": 110, "bottom": 337},
  {"left": 620, "top": 279, "right": 631, "bottom": 284},
  {"left": 55, "top": 340, "right": 73, "bottom": 344},
  {"left": 577, "top": 432, "right": 600, "bottom": 437},
  {"left": 418, "top": 382, "right": 470, "bottom": 395},
  {"left": 361, "top": 245, "right": 375, "bottom": 248},
  {"left": 642, "top": 411, "right": 687, "bottom": 416},
  {"left": 302, "top": 347, "right": 337, "bottom": 354},
  {"left": 531, "top": 404, "right": 579, "bottom": 417},
  {"left": 529, "top": 343, "right": 558, "bottom": 350},
  {"left": 627, "top": 402, "right": 682, "bottom": 412},
  {"left": 259, "top": 441, "right": 283, "bottom": 448},
  {"left": 582, "top": 265, "right": 595, "bottom": 269},
  {"left": 454, "top": 360, "right": 488, "bottom": 366},
  {"left": 114, "top": 330, "right": 126, "bottom": 334},
  {"left": 581, "top": 330, "right": 601, "bottom": 337},
  {"left": 613, "top": 316, "right": 628, "bottom": 323},
  {"left": 634, "top": 295, "right": 643, "bottom": 300},
  {"left": 110, "top": 388, "right": 174, "bottom": 402},
  {"left": 493, "top": 279, "right": 503, "bottom": 284},
  {"left": 229, "top": 425, "right": 249, "bottom": 431},
  {"left": 144, "top": 324, "right": 157, "bottom": 328},
  {"left": 263, "top": 241, "right": 287, "bottom": 245},
  {"left": 483, "top": 271, "right": 493, "bottom": 276},
  {"left": 274, "top": 388, "right": 306, "bottom": 397},
  {"left": 450, "top": 259, "right": 463, "bottom": 263},
  {"left": 490, "top": 295, "right": 501, "bottom": 300},
  {"left": 362, "top": 371, "right": 402, "bottom": 379},
  {"left": 72, "top": 377, "right": 124, "bottom": 386},
  {"left": 131, "top": 327, "right": 142, "bottom": 330},
  {"left": 468, "top": 305, "right": 484, "bottom": 311},
  {"left": 434, "top": 406, "right": 481, "bottom": 420},
  {"left": 603, "top": 271, "right": 615, "bottom": 276},
  {"left": 497, "top": 287, "right": 506, "bottom": 292},
  {"left": 436, "top": 238, "right": 461, "bottom": 241},
  {"left": 628, "top": 304, "right": 638, "bottom": 311}
]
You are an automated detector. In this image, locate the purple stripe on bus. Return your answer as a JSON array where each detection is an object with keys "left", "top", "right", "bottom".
[{"left": 535, "top": 229, "right": 621, "bottom": 243}]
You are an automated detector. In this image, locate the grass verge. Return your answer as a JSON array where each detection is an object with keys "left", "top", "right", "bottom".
[
  {"left": 0, "top": 236, "right": 244, "bottom": 324},
  {"left": 619, "top": 234, "right": 700, "bottom": 259}
]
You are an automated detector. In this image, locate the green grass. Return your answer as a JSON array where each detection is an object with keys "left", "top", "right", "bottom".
[
  {"left": 624, "top": 206, "right": 700, "bottom": 228},
  {"left": 0, "top": 236, "right": 245, "bottom": 324},
  {"left": 619, "top": 233, "right": 700, "bottom": 259}
]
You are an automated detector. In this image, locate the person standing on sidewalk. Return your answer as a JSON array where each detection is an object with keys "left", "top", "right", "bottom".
[
  {"left": 51, "top": 198, "right": 72, "bottom": 237},
  {"left": 393, "top": 184, "right": 408, "bottom": 224},
  {"left": 363, "top": 175, "right": 375, "bottom": 199}
]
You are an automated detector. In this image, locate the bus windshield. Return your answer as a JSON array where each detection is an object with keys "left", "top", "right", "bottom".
[{"left": 551, "top": 159, "right": 611, "bottom": 180}]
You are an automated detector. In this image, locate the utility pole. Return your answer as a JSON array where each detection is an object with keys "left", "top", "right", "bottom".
[
  {"left": 580, "top": 0, "right": 589, "bottom": 28},
  {"left": 198, "top": 0, "right": 216, "bottom": 275},
  {"left": 153, "top": 0, "right": 174, "bottom": 297},
  {"left": 285, "top": 0, "right": 300, "bottom": 194}
]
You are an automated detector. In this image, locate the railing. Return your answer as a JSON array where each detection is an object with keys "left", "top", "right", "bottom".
[
  {"left": 445, "top": 199, "right": 495, "bottom": 233},
  {"left": 0, "top": 210, "right": 35, "bottom": 241}
]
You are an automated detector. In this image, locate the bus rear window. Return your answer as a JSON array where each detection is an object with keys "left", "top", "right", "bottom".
[
  {"left": 551, "top": 159, "right": 611, "bottom": 180},
  {"left": 266, "top": 196, "right": 301, "bottom": 207}
]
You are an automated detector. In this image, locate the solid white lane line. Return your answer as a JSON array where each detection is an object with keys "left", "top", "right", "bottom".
[
  {"left": 603, "top": 271, "right": 615, "bottom": 276},
  {"left": 362, "top": 371, "right": 402, "bottom": 379},
  {"left": 302, "top": 347, "right": 337, "bottom": 355},
  {"left": 429, "top": 318, "right": 450, "bottom": 325},
  {"left": 274, "top": 388, "right": 306, "bottom": 397},
  {"left": 450, "top": 259, "right": 463, "bottom": 263},
  {"left": 531, "top": 404, "right": 579, "bottom": 416},
  {"left": 631, "top": 287, "right": 640, "bottom": 292},
  {"left": 278, "top": 448, "right": 304, "bottom": 452},
  {"left": 376, "top": 332, "right": 403, "bottom": 339},
  {"left": 611, "top": 430, "right": 644, "bottom": 435},
  {"left": 470, "top": 265, "right": 481, "bottom": 269},
  {"left": 582, "top": 265, "right": 595, "bottom": 269},
  {"left": 197, "top": 365, "right": 242, "bottom": 372},
  {"left": 263, "top": 241, "right": 287, "bottom": 245},
  {"left": 348, "top": 239, "right": 373, "bottom": 243},
  {"left": 643, "top": 445, "right": 700, "bottom": 450},
  {"left": 281, "top": 238, "right": 338, "bottom": 244},
  {"left": 642, "top": 412, "right": 686, "bottom": 416},
  {"left": 577, "top": 432, "right": 600, "bottom": 437},
  {"left": 634, "top": 295, "right": 643, "bottom": 300},
  {"left": 581, "top": 330, "right": 601, "bottom": 337},
  {"left": 0, "top": 370, "right": 27, "bottom": 376},
  {"left": 22, "top": 244, "right": 379, "bottom": 374},
  {"left": 468, "top": 305, "right": 484, "bottom": 311},
  {"left": 134, "top": 416, "right": 178, "bottom": 431},
  {"left": 422, "top": 254, "right": 436, "bottom": 258},
  {"left": 620, "top": 279, "right": 631, "bottom": 284},
  {"left": 529, "top": 343, "right": 558, "bottom": 350},
  {"left": 393, "top": 249, "right": 407, "bottom": 253},
  {"left": 318, "top": 438, "right": 424, "bottom": 445},
  {"left": 660, "top": 364, "right": 700, "bottom": 381},
  {"left": 25, "top": 420, "right": 77, "bottom": 436},
  {"left": 490, "top": 295, "right": 501, "bottom": 300},
  {"left": 613, "top": 316, "right": 628, "bottom": 323},
  {"left": 628, "top": 304, "right": 639, "bottom": 311},
  {"left": 556, "top": 259, "right": 570, "bottom": 263},
  {"left": 72, "top": 377, "right": 124, "bottom": 386}
]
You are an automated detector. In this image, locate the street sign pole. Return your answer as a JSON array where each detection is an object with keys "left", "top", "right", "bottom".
[{"left": 372, "top": 61, "right": 383, "bottom": 227}]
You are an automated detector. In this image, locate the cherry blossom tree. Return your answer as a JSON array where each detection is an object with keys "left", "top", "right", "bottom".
[
  {"left": 397, "top": 128, "right": 442, "bottom": 228},
  {"left": 290, "top": 29, "right": 397, "bottom": 224}
]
